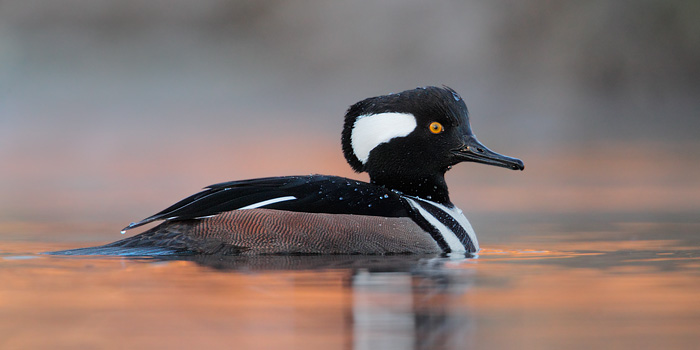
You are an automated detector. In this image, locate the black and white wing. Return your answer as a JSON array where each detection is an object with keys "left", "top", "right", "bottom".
[{"left": 121, "top": 175, "right": 409, "bottom": 232}]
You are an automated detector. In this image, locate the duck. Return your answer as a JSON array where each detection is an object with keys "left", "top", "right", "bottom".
[{"left": 52, "top": 86, "right": 523, "bottom": 256}]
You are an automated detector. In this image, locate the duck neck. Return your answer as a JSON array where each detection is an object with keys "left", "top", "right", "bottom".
[{"left": 370, "top": 171, "right": 452, "bottom": 205}]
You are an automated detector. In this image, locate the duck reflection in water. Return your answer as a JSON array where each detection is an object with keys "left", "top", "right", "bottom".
[{"left": 152, "top": 253, "right": 476, "bottom": 350}]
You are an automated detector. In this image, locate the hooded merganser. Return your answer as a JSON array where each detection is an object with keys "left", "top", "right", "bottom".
[{"left": 53, "top": 86, "right": 523, "bottom": 256}]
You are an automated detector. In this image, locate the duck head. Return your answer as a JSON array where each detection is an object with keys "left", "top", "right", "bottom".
[{"left": 341, "top": 86, "right": 524, "bottom": 204}]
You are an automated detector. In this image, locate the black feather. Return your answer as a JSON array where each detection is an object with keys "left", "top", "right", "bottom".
[{"left": 122, "top": 175, "right": 410, "bottom": 232}]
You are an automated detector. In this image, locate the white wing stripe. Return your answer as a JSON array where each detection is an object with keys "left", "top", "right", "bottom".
[{"left": 238, "top": 196, "right": 297, "bottom": 210}]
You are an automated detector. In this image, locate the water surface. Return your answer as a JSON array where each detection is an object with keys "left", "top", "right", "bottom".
[{"left": 1, "top": 215, "right": 698, "bottom": 350}]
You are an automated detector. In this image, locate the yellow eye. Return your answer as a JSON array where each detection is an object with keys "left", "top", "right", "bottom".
[{"left": 429, "top": 122, "right": 444, "bottom": 134}]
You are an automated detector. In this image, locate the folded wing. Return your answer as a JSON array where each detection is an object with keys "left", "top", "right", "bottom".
[{"left": 122, "top": 175, "right": 409, "bottom": 232}]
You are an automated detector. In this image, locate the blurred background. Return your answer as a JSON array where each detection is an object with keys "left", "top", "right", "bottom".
[{"left": 1, "top": 0, "right": 699, "bottom": 241}]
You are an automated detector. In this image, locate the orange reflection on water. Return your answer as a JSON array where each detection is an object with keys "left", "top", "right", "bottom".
[
  {"left": 1, "top": 237, "right": 700, "bottom": 350},
  {"left": 0, "top": 249, "right": 354, "bottom": 350},
  {"left": 464, "top": 262, "right": 700, "bottom": 349},
  {"left": 478, "top": 248, "right": 596, "bottom": 259}
]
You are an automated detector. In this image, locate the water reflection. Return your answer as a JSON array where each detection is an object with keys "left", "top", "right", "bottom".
[
  {"left": 156, "top": 254, "right": 477, "bottom": 350},
  {"left": 156, "top": 254, "right": 450, "bottom": 272},
  {"left": 193, "top": 254, "right": 479, "bottom": 350},
  {"left": 352, "top": 268, "right": 474, "bottom": 350},
  {"left": 2, "top": 224, "right": 699, "bottom": 350}
]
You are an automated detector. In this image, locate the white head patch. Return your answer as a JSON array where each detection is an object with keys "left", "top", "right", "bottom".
[{"left": 350, "top": 112, "right": 417, "bottom": 164}]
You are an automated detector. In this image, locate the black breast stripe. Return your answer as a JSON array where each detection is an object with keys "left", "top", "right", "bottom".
[
  {"left": 400, "top": 198, "right": 451, "bottom": 252},
  {"left": 413, "top": 200, "right": 475, "bottom": 252}
]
